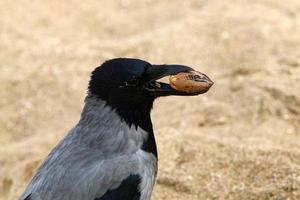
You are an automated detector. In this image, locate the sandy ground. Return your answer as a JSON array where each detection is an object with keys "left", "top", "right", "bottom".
[{"left": 1, "top": 0, "right": 300, "bottom": 199}]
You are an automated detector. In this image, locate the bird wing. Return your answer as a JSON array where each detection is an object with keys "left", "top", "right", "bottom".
[
  {"left": 95, "top": 174, "right": 141, "bottom": 200},
  {"left": 23, "top": 194, "right": 31, "bottom": 200},
  {"left": 19, "top": 155, "right": 141, "bottom": 200},
  {"left": 22, "top": 174, "right": 141, "bottom": 200},
  {"left": 19, "top": 146, "right": 145, "bottom": 200}
]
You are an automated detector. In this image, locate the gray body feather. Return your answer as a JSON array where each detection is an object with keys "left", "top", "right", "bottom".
[{"left": 19, "top": 96, "right": 157, "bottom": 200}]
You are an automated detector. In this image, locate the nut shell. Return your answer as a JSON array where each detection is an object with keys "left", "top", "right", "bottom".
[{"left": 169, "top": 71, "right": 213, "bottom": 94}]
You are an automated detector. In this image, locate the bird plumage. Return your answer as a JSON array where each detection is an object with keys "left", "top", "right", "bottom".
[
  {"left": 20, "top": 96, "right": 157, "bottom": 200},
  {"left": 19, "top": 58, "right": 212, "bottom": 200}
]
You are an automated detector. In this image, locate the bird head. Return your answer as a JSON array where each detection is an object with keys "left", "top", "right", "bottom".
[{"left": 88, "top": 58, "right": 213, "bottom": 130}]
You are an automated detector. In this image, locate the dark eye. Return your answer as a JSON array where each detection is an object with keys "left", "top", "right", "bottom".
[{"left": 123, "top": 77, "right": 139, "bottom": 87}]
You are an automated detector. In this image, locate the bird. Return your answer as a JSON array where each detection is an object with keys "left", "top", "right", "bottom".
[{"left": 19, "top": 58, "right": 213, "bottom": 200}]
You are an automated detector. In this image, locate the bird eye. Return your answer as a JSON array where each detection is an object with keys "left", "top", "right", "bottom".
[{"left": 123, "top": 77, "right": 139, "bottom": 87}]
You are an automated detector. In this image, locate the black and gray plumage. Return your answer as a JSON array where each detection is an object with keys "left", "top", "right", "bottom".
[{"left": 19, "top": 58, "right": 213, "bottom": 200}]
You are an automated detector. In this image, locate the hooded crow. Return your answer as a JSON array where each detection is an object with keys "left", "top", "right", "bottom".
[{"left": 19, "top": 58, "right": 213, "bottom": 200}]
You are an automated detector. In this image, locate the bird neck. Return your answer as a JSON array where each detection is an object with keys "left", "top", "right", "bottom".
[
  {"left": 84, "top": 94, "right": 154, "bottom": 132},
  {"left": 81, "top": 95, "right": 157, "bottom": 156}
]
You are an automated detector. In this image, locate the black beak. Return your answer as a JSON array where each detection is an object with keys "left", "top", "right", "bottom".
[{"left": 143, "top": 64, "right": 213, "bottom": 97}]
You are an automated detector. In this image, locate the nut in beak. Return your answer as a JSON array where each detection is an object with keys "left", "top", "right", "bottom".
[{"left": 169, "top": 71, "right": 213, "bottom": 94}]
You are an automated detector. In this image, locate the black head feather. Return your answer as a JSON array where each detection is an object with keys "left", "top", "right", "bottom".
[{"left": 88, "top": 58, "right": 154, "bottom": 132}]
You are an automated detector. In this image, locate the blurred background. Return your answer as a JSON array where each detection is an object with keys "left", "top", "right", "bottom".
[{"left": 0, "top": 0, "right": 300, "bottom": 199}]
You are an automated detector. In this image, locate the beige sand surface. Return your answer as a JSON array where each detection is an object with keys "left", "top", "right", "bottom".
[{"left": 1, "top": 0, "right": 300, "bottom": 199}]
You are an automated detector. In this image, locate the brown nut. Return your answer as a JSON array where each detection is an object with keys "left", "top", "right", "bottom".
[{"left": 169, "top": 71, "right": 213, "bottom": 94}]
